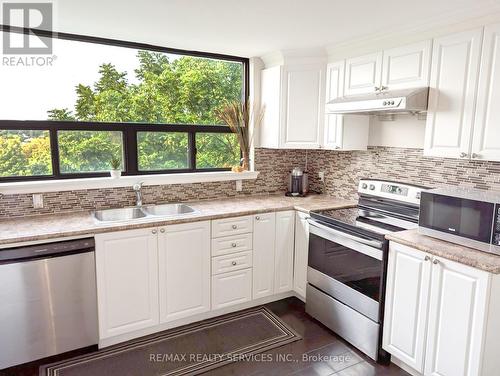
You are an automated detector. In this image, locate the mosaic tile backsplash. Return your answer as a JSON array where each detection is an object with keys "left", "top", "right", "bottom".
[
  {"left": 2, "top": 146, "right": 500, "bottom": 218},
  {"left": 0, "top": 148, "right": 305, "bottom": 218},
  {"left": 307, "top": 147, "right": 500, "bottom": 200}
]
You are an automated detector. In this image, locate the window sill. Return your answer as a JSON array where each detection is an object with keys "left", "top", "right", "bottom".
[{"left": 0, "top": 171, "right": 260, "bottom": 195}]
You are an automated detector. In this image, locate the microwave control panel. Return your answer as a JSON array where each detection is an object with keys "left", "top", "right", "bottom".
[{"left": 493, "top": 204, "right": 500, "bottom": 246}]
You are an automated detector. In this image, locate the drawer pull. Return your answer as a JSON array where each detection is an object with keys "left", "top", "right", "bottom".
[
  {"left": 232, "top": 225, "right": 237, "bottom": 229},
  {"left": 231, "top": 261, "right": 237, "bottom": 266},
  {"left": 256, "top": 216, "right": 260, "bottom": 220},
  {"left": 231, "top": 243, "right": 237, "bottom": 247},
  {"left": 433, "top": 259, "right": 440, "bottom": 265},
  {"left": 152, "top": 229, "right": 157, "bottom": 234}
]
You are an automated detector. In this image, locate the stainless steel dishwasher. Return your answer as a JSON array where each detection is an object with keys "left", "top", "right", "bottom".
[{"left": 0, "top": 238, "right": 98, "bottom": 369}]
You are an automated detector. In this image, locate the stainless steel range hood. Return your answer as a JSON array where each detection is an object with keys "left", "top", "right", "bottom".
[{"left": 327, "top": 87, "right": 429, "bottom": 115}]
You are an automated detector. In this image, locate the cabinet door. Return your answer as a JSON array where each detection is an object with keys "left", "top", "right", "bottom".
[
  {"left": 274, "top": 211, "right": 295, "bottom": 294},
  {"left": 324, "top": 61, "right": 345, "bottom": 149},
  {"left": 382, "top": 243, "right": 432, "bottom": 373},
  {"left": 293, "top": 212, "right": 309, "bottom": 300},
  {"left": 158, "top": 221, "right": 210, "bottom": 323},
  {"left": 424, "top": 257, "right": 489, "bottom": 376},
  {"left": 95, "top": 228, "right": 159, "bottom": 339},
  {"left": 381, "top": 40, "right": 432, "bottom": 90},
  {"left": 260, "top": 66, "right": 282, "bottom": 148},
  {"left": 472, "top": 23, "right": 500, "bottom": 162},
  {"left": 253, "top": 212, "right": 276, "bottom": 299},
  {"left": 424, "top": 29, "right": 483, "bottom": 159},
  {"left": 281, "top": 65, "right": 324, "bottom": 149},
  {"left": 344, "top": 52, "right": 383, "bottom": 96},
  {"left": 212, "top": 269, "right": 252, "bottom": 310}
]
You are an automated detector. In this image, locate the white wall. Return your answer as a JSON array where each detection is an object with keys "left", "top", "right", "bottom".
[{"left": 368, "top": 115, "right": 425, "bottom": 149}]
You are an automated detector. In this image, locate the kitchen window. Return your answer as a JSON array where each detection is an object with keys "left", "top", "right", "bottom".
[{"left": 0, "top": 27, "right": 249, "bottom": 182}]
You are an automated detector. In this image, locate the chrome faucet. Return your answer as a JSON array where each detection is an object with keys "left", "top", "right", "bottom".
[{"left": 133, "top": 182, "right": 144, "bottom": 207}]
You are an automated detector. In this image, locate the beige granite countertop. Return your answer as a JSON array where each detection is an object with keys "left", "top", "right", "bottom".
[
  {"left": 0, "top": 194, "right": 355, "bottom": 246},
  {"left": 386, "top": 229, "right": 500, "bottom": 274}
]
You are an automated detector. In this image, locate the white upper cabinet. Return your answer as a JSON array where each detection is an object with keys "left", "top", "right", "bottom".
[
  {"left": 324, "top": 61, "right": 344, "bottom": 149},
  {"left": 260, "top": 62, "right": 325, "bottom": 149},
  {"left": 282, "top": 65, "right": 324, "bottom": 148},
  {"left": 472, "top": 23, "right": 500, "bottom": 162},
  {"left": 344, "top": 52, "right": 383, "bottom": 96},
  {"left": 381, "top": 40, "right": 432, "bottom": 90},
  {"left": 324, "top": 61, "right": 370, "bottom": 150},
  {"left": 260, "top": 66, "right": 282, "bottom": 149},
  {"left": 424, "top": 28, "right": 483, "bottom": 159},
  {"left": 158, "top": 221, "right": 211, "bottom": 323}
]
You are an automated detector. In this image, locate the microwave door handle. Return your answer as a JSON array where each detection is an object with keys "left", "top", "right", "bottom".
[{"left": 308, "top": 219, "right": 384, "bottom": 249}]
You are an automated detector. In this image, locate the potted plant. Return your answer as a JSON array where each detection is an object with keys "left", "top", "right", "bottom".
[
  {"left": 110, "top": 156, "right": 121, "bottom": 178},
  {"left": 215, "top": 101, "right": 264, "bottom": 171}
]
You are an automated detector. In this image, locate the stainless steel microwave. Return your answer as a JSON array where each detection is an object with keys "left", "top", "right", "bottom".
[{"left": 418, "top": 188, "right": 500, "bottom": 255}]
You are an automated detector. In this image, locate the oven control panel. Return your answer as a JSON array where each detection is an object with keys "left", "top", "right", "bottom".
[{"left": 358, "top": 179, "right": 426, "bottom": 206}]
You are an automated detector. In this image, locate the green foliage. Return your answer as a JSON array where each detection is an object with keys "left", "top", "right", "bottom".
[{"left": 1, "top": 51, "right": 242, "bottom": 177}]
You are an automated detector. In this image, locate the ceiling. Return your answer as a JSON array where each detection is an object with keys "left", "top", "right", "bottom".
[{"left": 49, "top": 0, "right": 500, "bottom": 57}]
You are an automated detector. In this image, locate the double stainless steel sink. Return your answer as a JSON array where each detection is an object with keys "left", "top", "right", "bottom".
[{"left": 92, "top": 203, "right": 198, "bottom": 223}]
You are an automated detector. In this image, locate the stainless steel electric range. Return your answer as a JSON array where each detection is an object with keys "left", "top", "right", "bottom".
[{"left": 305, "top": 179, "right": 428, "bottom": 363}]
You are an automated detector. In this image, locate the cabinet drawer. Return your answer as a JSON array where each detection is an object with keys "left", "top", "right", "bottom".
[
  {"left": 211, "top": 215, "right": 253, "bottom": 238},
  {"left": 212, "top": 269, "right": 252, "bottom": 310},
  {"left": 211, "top": 233, "right": 252, "bottom": 256},
  {"left": 212, "top": 251, "right": 252, "bottom": 275}
]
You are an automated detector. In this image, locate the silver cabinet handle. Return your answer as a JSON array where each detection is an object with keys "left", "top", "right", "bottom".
[
  {"left": 460, "top": 152, "right": 468, "bottom": 158},
  {"left": 160, "top": 228, "right": 165, "bottom": 233},
  {"left": 472, "top": 153, "right": 481, "bottom": 159},
  {"left": 232, "top": 225, "right": 237, "bottom": 229},
  {"left": 433, "top": 259, "right": 439, "bottom": 265},
  {"left": 424, "top": 255, "right": 431, "bottom": 261},
  {"left": 255, "top": 216, "right": 260, "bottom": 220},
  {"left": 231, "top": 261, "right": 237, "bottom": 266},
  {"left": 231, "top": 243, "right": 237, "bottom": 247},
  {"left": 374, "top": 86, "right": 381, "bottom": 92},
  {"left": 152, "top": 229, "right": 157, "bottom": 234}
]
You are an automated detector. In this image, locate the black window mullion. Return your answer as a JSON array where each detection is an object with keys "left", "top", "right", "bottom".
[
  {"left": 188, "top": 131, "right": 196, "bottom": 171},
  {"left": 49, "top": 128, "right": 61, "bottom": 177},
  {"left": 124, "top": 128, "right": 138, "bottom": 175}
]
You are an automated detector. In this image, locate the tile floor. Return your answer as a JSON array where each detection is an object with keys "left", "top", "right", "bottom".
[{"left": 1, "top": 297, "right": 410, "bottom": 376}]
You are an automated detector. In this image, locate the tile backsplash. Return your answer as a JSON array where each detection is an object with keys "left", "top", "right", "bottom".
[
  {"left": 307, "top": 147, "right": 500, "bottom": 200},
  {"left": 0, "top": 148, "right": 305, "bottom": 218},
  {"left": 2, "top": 146, "right": 500, "bottom": 218}
]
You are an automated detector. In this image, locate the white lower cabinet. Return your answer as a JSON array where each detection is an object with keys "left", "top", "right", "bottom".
[
  {"left": 158, "top": 221, "right": 211, "bottom": 323},
  {"left": 293, "top": 212, "right": 309, "bottom": 300},
  {"left": 252, "top": 212, "right": 276, "bottom": 299},
  {"left": 95, "top": 209, "right": 305, "bottom": 344},
  {"left": 383, "top": 242, "right": 500, "bottom": 376},
  {"left": 95, "top": 228, "right": 159, "bottom": 339},
  {"left": 424, "top": 255, "right": 489, "bottom": 376},
  {"left": 274, "top": 211, "right": 295, "bottom": 294},
  {"left": 212, "top": 269, "right": 252, "bottom": 310},
  {"left": 383, "top": 243, "right": 432, "bottom": 372}
]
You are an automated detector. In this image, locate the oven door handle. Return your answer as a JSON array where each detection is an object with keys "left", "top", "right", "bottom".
[{"left": 308, "top": 219, "right": 384, "bottom": 260}]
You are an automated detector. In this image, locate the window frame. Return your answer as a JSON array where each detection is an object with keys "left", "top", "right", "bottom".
[{"left": 0, "top": 26, "right": 249, "bottom": 182}]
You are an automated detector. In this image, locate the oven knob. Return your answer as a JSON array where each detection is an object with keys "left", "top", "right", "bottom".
[
  {"left": 369, "top": 184, "right": 375, "bottom": 191},
  {"left": 362, "top": 183, "right": 368, "bottom": 189}
]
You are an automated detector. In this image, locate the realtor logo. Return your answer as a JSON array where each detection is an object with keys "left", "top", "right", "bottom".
[{"left": 2, "top": 2, "right": 53, "bottom": 54}]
